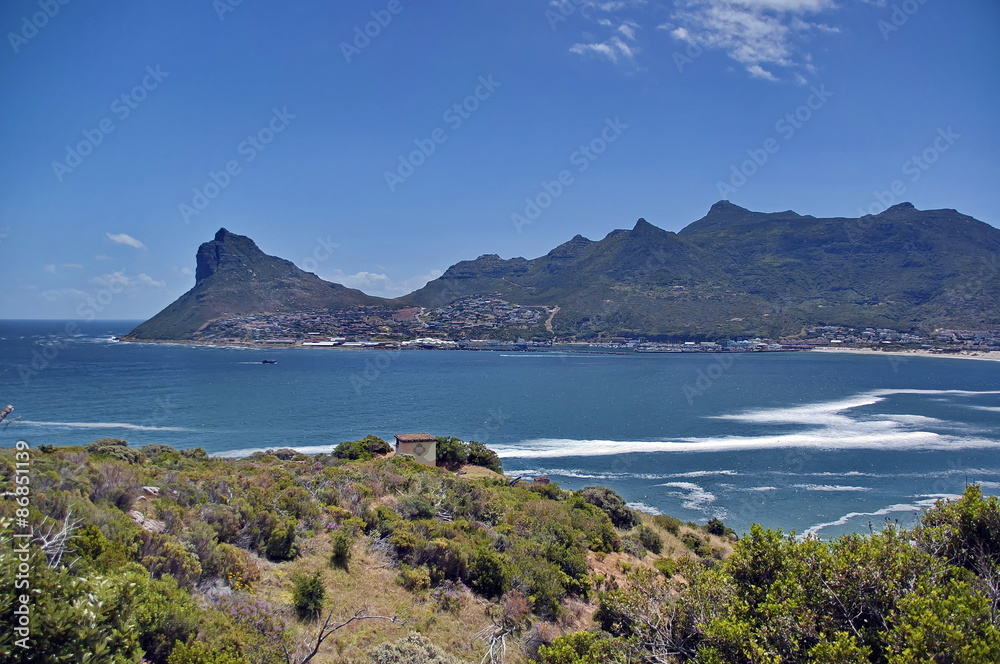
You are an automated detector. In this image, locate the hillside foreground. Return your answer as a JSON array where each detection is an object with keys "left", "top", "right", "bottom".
[{"left": 1, "top": 437, "right": 998, "bottom": 663}]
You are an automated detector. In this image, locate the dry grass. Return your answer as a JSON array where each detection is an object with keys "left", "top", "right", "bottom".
[
  {"left": 253, "top": 531, "right": 496, "bottom": 663},
  {"left": 455, "top": 464, "right": 504, "bottom": 481}
]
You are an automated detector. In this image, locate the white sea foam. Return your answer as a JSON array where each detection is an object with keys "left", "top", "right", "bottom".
[
  {"left": 492, "top": 432, "right": 997, "bottom": 458},
  {"left": 805, "top": 471, "right": 882, "bottom": 478},
  {"left": 802, "top": 495, "right": 961, "bottom": 538},
  {"left": 494, "top": 388, "right": 1000, "bottom": 459},
  {"left": 967, "top": 406, "right": 1000, "bottom": 413},
  {"left": 511, "top": 468, "right": 679, "bottom": 481},
  {"left": 792, "top": 484, "right": 871, "bottom": 492},
  {"left": 746, "top": 486, "right": 778, "bottom": 492},
  {"left": 626, "top": 501, "right": 663, "bottom": 515},
  {"left": 20, "top": 420, "right": 192, "bottom": 432},
  {"left": 661, "top": 481, "right": 717, "bottom": 512},
  {"left": 216, "top": 444, "right": 340, "bottom": 458}
]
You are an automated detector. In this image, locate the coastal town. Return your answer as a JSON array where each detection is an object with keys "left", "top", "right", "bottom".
[{"left": 188, "top": 296, "right": 1000, "bottom": 356}]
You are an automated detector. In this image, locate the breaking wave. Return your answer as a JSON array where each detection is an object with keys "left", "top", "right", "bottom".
[{"left": 495, "top": 388, "right": 1000, "bottom": 458}]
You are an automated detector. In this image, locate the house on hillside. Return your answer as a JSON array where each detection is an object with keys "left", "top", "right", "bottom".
[{"left": 394, "top": 433, "right": 437, "bottom": 466}]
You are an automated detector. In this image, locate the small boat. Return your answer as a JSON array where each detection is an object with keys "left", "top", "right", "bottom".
[{"left": 261, "top": 359, "right": 277, "bottom": 364}]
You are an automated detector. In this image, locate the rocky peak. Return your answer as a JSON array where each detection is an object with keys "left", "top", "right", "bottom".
[{"left": 195, "top": 228, "right": 268, "bottom": 284}]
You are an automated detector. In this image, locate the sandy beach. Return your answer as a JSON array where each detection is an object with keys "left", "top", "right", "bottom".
[{"left": 811, "top": 346, "right": 1000, "bottom": 363}]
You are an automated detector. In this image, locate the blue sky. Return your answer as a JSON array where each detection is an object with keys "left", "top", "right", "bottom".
[{"left": 1, "top": 0, "right": 998, "bottom": 319}]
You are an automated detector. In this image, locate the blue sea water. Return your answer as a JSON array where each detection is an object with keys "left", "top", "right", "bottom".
[{"left": 2, "top": 319, "right": 998, "bottom": 538}]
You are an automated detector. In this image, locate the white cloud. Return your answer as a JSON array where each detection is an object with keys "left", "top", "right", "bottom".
[
  {"left": 91, "top": 271, "right": 166, "bottom": 289},
  {"left": 570, "top": 35, "right": 637, "bottom": 64},
  {"left": 326, "top": 268, "right": 444, "bottom": 298},
  {"left": 62, "top": 263, "right": 84, "bottom": 269},
  {"left": 747, "top": 64, "right": 779, "bottom": 80},
  {"left": 39, "top": 288, "right": 88, "bottom": 302},
  {"left": 43, "top": 264, "right": 57, "bottom": 274},
  {"left": 561, "top": 1, "right": 646, "bottom": 66},
  {"left": 106, "top": 233, "right": 146, "bottom": 250},
  {"left": 570, "top": 0, "right": 856, "bottom": 81},
  {"left": 94, "top": 254, "right": 113, "bottom": 261},
  {"left": 668, "top": 0, "right": 838, "bottom": 80}
]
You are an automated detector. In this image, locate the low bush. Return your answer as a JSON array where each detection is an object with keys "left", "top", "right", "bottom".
[
  {"left": 578, "top": 486, "right": 638, "bottom": 530},
  {"left": 86, "top": 438, "right": 145, "bottom": 465},
  {"left": 397, "top": 565, "right": 431, "bottom": 592},
  {"left": 537, "top": 631, "right": 623, "bottom": 664},
  {"left": 651, "top": 514, "right": 682, "bottom": 535},
  {"left": 330, "top": 528, "right": 355, "bottom": 571},
  {"left": 636, "top": 524, "right": 664, "bottom": 554},
  {"left": 368, "top": 632, "right": 472, "bottom": 664},
  {"left": 333, "top": 435, "right": 391, "bottom": 461},
  {"left": 466, "top": 441, "right": 502, "bottom": 473},
  {"left": 397, "top": 494, "right": 435, "bottom": 521},
  {"left": 291, "top": 571, "right": 325, "bottom": 621}
]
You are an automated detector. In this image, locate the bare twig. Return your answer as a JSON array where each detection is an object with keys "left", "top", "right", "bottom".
[
  {"left": 33, "top": 509, "right": 81, "bottom": 568},
  {"left": 283, "top": 607, "right": 405, "bottom": 664}
]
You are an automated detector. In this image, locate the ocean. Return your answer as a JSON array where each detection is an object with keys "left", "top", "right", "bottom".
[{"left": 2, "top": 319, "right": 998, "bottom": 539}]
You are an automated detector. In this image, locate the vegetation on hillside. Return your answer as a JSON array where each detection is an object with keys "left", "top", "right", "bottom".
[
  {"left": 1, "top": 437, "right": 997, "bottom": 663},
  {"left": 0, "top": 437, "right": 725, "bottom": 663}
]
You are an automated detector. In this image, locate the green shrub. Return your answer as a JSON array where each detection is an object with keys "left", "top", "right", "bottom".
[
  {"left": 420, "top": 538, "right": 469, "bottom": 584},
  {"left": 333, "top": 440, "right": 373, "bottom": 461},
  {"left": 143, "top": 443, "right": 180, "bottom": 463},
  {"left": 622, "top": 535, "right": 646, "bottom": 558},
  {"left": 330, "top": 529, "right": 355, "bottom": 571},
  {"left": 180, "top": 447, "right": 208, "bottom": 461},
  {"left": 69, "top": 522, "right": 134, "bottom": 572},
  {"left": 578, "top": 486, "right": 638, "bottom": 530},
  {"left": 398, "top": 494, "right": 435, "bottom": 521},
  {"left": 86, "top": 437, "right": 145, "bottom": 464},
  {"left": 264, "top": 516, "right": 298, "bottom": 561},
  {"left": 212, "top": 543, "right": 259, "bottom": 591},
  {"left": 653, "top": 557, "right": 677, "bottom": 577},
  {"left": 130, "top": 574, "right": 201, "bottom": 664},
  {"left": 468, "top": 546, "right": 510, "bottom": 599},
  {"left": 680, "top": 532, "right": 703, "bottom": 552},
  {"left": 267, "top": 448, "right": 299, "bottom": 460},
  {"left": 397, "top": 565, "right": 432, "bottom": 593},
  {"left": 636, "top": 525, "right": 664, "bottom": 554},
  {"left": 652, "top": 514, "right": 682, "bottom": 535},
  {"left": 292, "top": 571, "right": 325, "bottom": 621},
  {"left": 538, "top": 631, "right": 624, "bottom": 664},
  {"left": 704, "top": 517, "right": 734, "bottom": 538},
  {"left": 466, "top": 441, "right": 502, "bottom": 473},
  {"left": 0, "top": 543, "right": 143, "bottom": 663},
  {"left": 359, "top": 435, "right": 392, "bottom": 455},
  {"left": 333, "top": 436, "right": 393, "bottom": 461},
  {"left": 166, "top": 641, "right": 250, "bottom": 664},
  {"left": 435, "top": 436, "right": 468, "bottom": 468},
  {"left": 141, "top": 534, "right": 203, "bottom": 588}
]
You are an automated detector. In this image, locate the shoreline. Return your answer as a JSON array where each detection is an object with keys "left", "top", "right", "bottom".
[
  {"left": 811, "top": 346, "right": 1000, "bottom": 363},
  {"left": 118, "top": 337, "right": 1000, "bottom": 361}
]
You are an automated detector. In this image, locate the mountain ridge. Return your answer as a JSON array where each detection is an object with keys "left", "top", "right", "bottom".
[{"left": 125, "top": 202, "right": 1000, "bottom": 341}]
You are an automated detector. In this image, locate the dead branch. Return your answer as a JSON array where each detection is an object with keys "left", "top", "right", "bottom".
[
  {"left": 33, "top": 509, "right": 81, "bottom": 568},
  {"left": 283, "top": 606, "right": 405, "bottom": 664}
]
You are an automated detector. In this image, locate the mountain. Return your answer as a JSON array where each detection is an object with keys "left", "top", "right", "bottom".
[
  {"left": 403, "top": 201, "right": 1000, "bottom": 339},
  {"left": 128, "top": 203, "right": 1000, "bottom": 342},
  {"left": 125, "top": 229, "right": 384, "bottom": 340}
]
